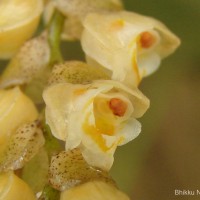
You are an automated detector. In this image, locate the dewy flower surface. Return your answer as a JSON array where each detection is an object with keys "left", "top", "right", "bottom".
[
  {"left": 43, "top": 80, "right": 149, "bottom": 170},
  {"left": 81, "top": 11, "right": 180, "bottom": 87}
]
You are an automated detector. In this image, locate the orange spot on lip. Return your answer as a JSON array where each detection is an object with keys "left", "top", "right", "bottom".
[
  {"left": 74, "top": 88, "right": 86, "bottom": 96},
  {"left": 140, "top": 31, "right": 156, "bottom": 48},
  {"left": 110, "top": 19, "right": 124, "bottom": 31},
  {"left": 82, "top": 113, "right": 115, "bottom": 151},
  {"left": 109, "top": 98, "right": 127, "bottom": 117}
]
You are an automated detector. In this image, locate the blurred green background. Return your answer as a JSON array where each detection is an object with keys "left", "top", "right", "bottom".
[
  {"left": 1, "top": 0, "right": 200, "bottom": 199},
  {"left": 110, "top": 1, "right": 200, "bottom": 200}
]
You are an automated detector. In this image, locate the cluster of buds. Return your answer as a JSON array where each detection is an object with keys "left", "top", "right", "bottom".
[{"left": 0, "top": 0, "right": 180, "bottom": 199}]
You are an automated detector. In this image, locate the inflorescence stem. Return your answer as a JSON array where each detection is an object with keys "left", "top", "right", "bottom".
[{"left": 47, "top": 9, "right": 65, "bottom": 67}]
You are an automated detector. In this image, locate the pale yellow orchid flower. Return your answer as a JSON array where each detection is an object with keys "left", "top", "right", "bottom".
[
  {"left": 81, "top": 11, "right": 181, "bottom": 87},
  {"left": 43, "top": 80, "right": 149, "bottom": 170}
]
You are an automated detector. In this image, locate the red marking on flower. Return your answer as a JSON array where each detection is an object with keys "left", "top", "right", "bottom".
[
  {"left": 109, "top": 98, "right": 127, "bottom": 117},
  {"left": 140, "top": 31, "right": 156, "bottom": 48}
]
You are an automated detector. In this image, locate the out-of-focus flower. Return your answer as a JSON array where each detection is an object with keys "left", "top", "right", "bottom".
[
  {"left": 60, "top": 181, "right": 130, "bottom": 200},
  {"left": 43, "top": 0, "right": 50, "bottom": 5},
  {"left": 0, "top": 0, "right": 43, "bottom": 59},
  {"left": 81, "top": 11, "right": 181, "bottom": 87},
  {"left": 43, "top": 0, "right": 123, "bottom": 40},
  {"left": 43, "top": 80, "right": 149, "bottom": 170},
  {"left": 0, "top": 171, "right": 36, "bottom": 200},
  {"left": 0, "top": 87, "right": 38, "bottom": 154}
]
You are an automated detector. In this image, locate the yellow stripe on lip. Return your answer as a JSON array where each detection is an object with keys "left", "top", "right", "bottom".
[
  {"left": 132, "top": 50, "right": 141, "bottom": 84},
  {"left": 82, "top": 113, "right": 115, "bottom": 152},
  {"left": 129, "top": 37, "right": 141, "bottom": 85}
]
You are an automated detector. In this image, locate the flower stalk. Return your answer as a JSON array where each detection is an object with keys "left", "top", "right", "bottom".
[
  {"left": 38, "top": 184, "right": 60, "bottom": 200},
  {"left": 47, "top": 9, "right": 65, "bottom": 67}
]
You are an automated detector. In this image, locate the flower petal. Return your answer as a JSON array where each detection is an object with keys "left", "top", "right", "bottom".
[
  {"left": 43, "top": 83, "right": 76, "bottom": 141},
  {"left": 117, "top": 118, "right": 141, "bottom": 146},
  {"left": 81, "top": 146, "right": 115, "bottom": 171},
  {"left": 92, "top": 80, "right": 150, "bottom": 118},
  {"left": 138, "top": 52, "right": 161, "bottom": 77}
]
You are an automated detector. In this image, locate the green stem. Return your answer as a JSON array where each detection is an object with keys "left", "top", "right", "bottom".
[
  {"left": 35, "top": 113, "right": 63, "bottom": 199},
  {"left": 39, "top": 110, "right": 63, "bottom": 160},
  {"left": 47, "top": 9, "right": 65, "bottom": 67},
  {"left": 43, "top": 124, "right": 63, "bottom": 160},
  {"left": 39, "top": 184, "right": 60, "bottom": 200}
]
